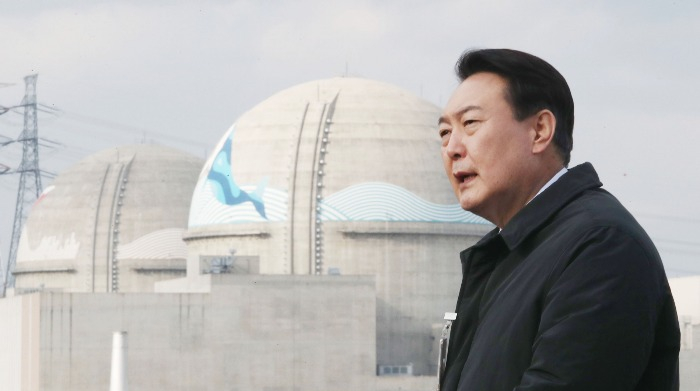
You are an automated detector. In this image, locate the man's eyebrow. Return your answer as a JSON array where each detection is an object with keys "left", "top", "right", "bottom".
[{"left": 437, "top": 105, "right": 482, "bottom": 126}]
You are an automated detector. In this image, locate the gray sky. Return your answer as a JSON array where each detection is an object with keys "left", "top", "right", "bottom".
[{"left": 1, "top": 0, "right": 699, "bottom": 278}]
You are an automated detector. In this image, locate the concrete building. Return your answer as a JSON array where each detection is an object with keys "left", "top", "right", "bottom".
[
  {"left": 671, "top": 275, "right": 700, "bottom": 391},
  {"left": 184, "top": 77, "right": 491, "bottom": 376},
  {"left": 679, "top": 322, "right": 700, "bottom": 391},
  {"left": 1, "top": 275, "right": 379, "bottom": 391}
]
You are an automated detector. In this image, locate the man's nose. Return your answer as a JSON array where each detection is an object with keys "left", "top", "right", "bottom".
[{"left": 445, "top": 132, "right": 466, "bottom": 160}]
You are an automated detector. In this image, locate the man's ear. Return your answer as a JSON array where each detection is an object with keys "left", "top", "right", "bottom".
[{"left": 531, "top": 109, "right": 556, "bottom": 155}]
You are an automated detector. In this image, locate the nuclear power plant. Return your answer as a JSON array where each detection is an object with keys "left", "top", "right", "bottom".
[
  {"left": 0, "top": 78, "right": 493, "bottom": 391},
  {"left": 0, "top": 77, "right": 698, "bottom": 391}
]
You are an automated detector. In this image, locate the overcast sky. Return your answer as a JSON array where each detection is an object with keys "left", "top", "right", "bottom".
[{"left": 1, "top": 0, "right": 699, "bottom": 279}]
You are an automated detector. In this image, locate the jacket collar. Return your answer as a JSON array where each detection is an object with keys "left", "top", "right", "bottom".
[{"left": 471, "top": 162, "right": 603, "bottom": 251}]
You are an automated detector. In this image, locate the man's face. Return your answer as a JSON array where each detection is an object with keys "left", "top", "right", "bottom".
[{"left": 439, "top": 72, "right": 536, "bottom": 226}]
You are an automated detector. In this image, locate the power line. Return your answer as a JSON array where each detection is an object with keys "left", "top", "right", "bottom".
[
  {"left": 666, "top": 269, "right": 700, "bottom": 277},
  {"left": 636, "top": 212, "right": 700, "bottom": 225},
  {"left": 8, "top": 103, "right": 211, "bottom": 163},
  {"left": 38, "top": 104, "right": 209, "bottom": 149},
  {"left": 0, "top": 104, "right": 28, "bottom": 116},
  {"left": 653, "top": 237, "right": 700, "bottom": 247},
  {"left": 660, "top": 248, "right": 700, "bottom": 256}
]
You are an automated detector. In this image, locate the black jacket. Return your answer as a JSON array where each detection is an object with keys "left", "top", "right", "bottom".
[{"left": 441, "top": 163, "right": 680, "bottom": 391}]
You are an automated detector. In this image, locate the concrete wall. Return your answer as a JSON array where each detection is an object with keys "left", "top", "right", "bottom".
[
  {"left": 323, "top": 221, "right": 488, "bottom": 376},
  {"left": 184, "top": 223, "right": 283, "bottom": 274},
  {"left": 38, "top": 274, "right": 376, "bottom": 391},
  {"left": 680, "top": 323, "right": 700, "bottom": 391},
  {"left": 0, "top": 293, "right": 40, "bottom": 391},
  {"left": 374, "top": 376, "right": 437, "bottom": 391},
  {"left": 183, "top": 221, "right": 489, "bottom": 377},
  {"left": 672, "top": 276, "right": 700, "bottom": 390},
  {"left": 670, "top": 275, "right": 700, "bottom": 323},
  {"left": 3, "top": 272, "right": 696, "bottom": 390}
]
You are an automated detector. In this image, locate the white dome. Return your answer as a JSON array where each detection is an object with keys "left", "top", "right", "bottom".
[
  {"left": 15, "top": 145, "right": 204, "bottom": 293},
  {"left": 187, "top": 78, "right": 486, "bottom": 272}
]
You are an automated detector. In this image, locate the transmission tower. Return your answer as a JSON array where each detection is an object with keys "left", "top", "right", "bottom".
[{"left": 1, "top": 74, "right": 42, "bottom": 297}]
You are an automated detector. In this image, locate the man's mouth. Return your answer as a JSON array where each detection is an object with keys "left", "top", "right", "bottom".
[{"left": 454, "top": 172, "right": 477, "bottom": 184}]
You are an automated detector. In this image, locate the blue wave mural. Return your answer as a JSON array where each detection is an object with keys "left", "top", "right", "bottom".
[
  {"left": 189, "top": 124, "right": 286, "bottom": 227},
  {"left": 319, "top": 182, "right": 489, "bottom": 224},
  {"left": 190, "top": 180, "right": 487, "bottom": 226},
  {"left": 189, "top": 182, "right": 287, "bottom": 226},
  {"left": 188, "top": 124, "right": 487, "bottom": 227},
  {"left": 206, "top": 127, "right": 267, "bottom": 219}
]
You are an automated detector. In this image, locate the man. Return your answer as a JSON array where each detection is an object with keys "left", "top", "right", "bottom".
[{"left": 438, "top": 49, "right": 680, "bottom": 391}]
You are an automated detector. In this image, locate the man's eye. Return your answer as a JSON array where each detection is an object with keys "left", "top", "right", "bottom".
[
  {"left": 439, "top": 129, "right": 450, "bottom": 138},
  {"left": 464, "top": 119, "right": 477, "bottom": 126}
]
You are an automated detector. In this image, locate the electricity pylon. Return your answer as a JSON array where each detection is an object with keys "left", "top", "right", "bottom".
[{"left": 1, "top": 74, "right": 42, "bottom": 297}]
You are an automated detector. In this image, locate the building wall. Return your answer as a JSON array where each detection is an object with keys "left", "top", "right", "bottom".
[
  {"left": 4, "top": 272, "right": 697, "bottom": 390},
  {"left": 0, "top": 293, "right": 40, "bottom": 391},
  {"left": 672, "top": 276, "right": 700, "bottom": 391},
  {"left": 670, "top": 276, "right": 700, "bottom": 322},
  {"left": 37, "top": 275, "right": 376, "bottom": 391},
  {"left": 184, "top": 223, "right": 285, "bottom": 275},
  {"left": 183, "top": 221, "right": 489, "bottom": 377},
  {"left": 680, "top": 323, "right": 700, "bottom": 391},
  {"left": 322, "top": 221, "right": 489, "bottom": 376}
]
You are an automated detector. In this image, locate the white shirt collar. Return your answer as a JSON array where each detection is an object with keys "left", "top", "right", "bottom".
[
  {"left": 529, "top": 167, "right": 568, "bottom": 204},
  {"left": 499, "top": 167, "right": 568, "bottom": 232}
]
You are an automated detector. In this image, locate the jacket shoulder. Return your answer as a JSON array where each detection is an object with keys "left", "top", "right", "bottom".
[
  {"left": 555, "top": 188, "right": 652, "bottom": 245},
  {"left": 540, "top": 188, "right": 669, "bottom": 292}
]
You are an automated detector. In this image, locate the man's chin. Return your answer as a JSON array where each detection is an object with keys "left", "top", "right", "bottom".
[
  {"left": 458, "top": 199, "right": 479, "bottom": 214},
  {"left": 459, "top": 197, "right": 489, "bottom": 218}
]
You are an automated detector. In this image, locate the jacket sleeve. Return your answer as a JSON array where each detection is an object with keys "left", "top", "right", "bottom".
[{"left": 514, "top": 226, "right": 678, "bottom": 391}]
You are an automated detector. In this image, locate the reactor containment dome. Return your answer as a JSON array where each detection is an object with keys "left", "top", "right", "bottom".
[
  {"left": 14, "top": 145, "right": 203, "bottom": 293},
  {"left": 185, "top": 77, "right": 491, "bottom": 375}
]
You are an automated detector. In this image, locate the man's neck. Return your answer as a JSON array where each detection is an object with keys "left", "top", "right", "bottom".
[
  {"left": 495, "top": 164, "right": 567, "bottom": 230},
  {"left": 528, "top": 166, "right": 568, "bottom": 204}
]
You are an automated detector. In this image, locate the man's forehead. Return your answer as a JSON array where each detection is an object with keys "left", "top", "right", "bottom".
[{"left": 442, "top": 73, "right": 508, "bottom": 116}]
